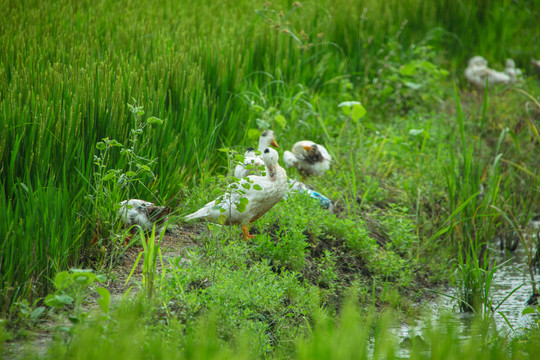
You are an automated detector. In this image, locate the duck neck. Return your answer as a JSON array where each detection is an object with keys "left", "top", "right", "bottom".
[
  {"left": 266, "top": 165, "right": 277, "bottom": 181},
  {"left": 258, "top": 142, "right": 269, "bottom": 153}
]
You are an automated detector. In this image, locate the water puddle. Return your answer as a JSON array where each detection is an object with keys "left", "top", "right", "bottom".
[{"left": 394, "top": 221, "right": 540, "bottom": 355}]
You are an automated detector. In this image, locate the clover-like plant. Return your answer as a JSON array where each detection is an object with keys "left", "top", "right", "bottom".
[
  {"left": 44, "top": 269, "right": 111, "bottom": 326},
  {"left": 210, "top": 149, "right": 264, "bottom": 224}
]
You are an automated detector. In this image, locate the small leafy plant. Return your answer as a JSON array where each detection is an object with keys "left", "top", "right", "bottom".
[
  {"left": 211, "top": 148, "right": 264, "bottom": 222},
  {"left": 45, "top": 269, "right": 111, "bottom": 325},
  {"left": 85, "top": 99, "right": 164, "bottom": 259}
]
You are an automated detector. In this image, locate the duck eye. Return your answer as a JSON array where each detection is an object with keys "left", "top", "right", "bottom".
[{"left": 264, "top": 148, "right": 270, "bottom": 153}]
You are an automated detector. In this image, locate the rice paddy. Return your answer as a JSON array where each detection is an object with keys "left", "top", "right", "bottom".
[{"left": 1, "top": 0, "right": 540, "bottom": 358}]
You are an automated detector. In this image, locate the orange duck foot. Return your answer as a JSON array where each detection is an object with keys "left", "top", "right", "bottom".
[{"left": 241, "top": 225, "right": 255, "bottom": 241}]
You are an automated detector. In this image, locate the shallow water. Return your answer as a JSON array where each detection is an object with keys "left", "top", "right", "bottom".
[
  {"left": 489, "top": 243, "right": 537, "bottom": 332},
  {"left": 395, "top": 221, "right": 540, "bottom": 354}
]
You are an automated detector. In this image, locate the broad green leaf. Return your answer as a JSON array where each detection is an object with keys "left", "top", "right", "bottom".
[
  {"left": 399, "top": 63, "right": 417, "bottom": 76},
  {"left": 54, "top": 271, "right": 71, "bottom": 290},
  {"left": 45, "top": 294, "right": 74, "bottom": 307},
  {"left": 96, "top": 142, "right": 106, "bottom": 150},
  {"left": 274, "top": 114, "right": 287, "bottom": 128},
  {"left": 256, "top": 118, "right": 270, "bottom": 129},
  {"left": 522, "top": 307, "right": 536, "bottom": 315},
  {"left": 73, "top": 272, "right": 96, "bottom": 285},
  {"left": 30, "top": 307, "right": 46, "bottom": 321},
  {"left": 253, "top": 184, "right": 262, "bottom": 191},
  {"left": 404, "top": 81, "right": 422, "bottom": 90},
  {"left": 252, "top": 105, "right": 265, "bottom": 113},
  {"left": 237, "top": 203, "right": 246, "bottom": 213},
  {"left": 408, "top": 129, "right": 424, "bottom": 136},
  {"left": 147, "top": 116, "right": 163, "bottom": 125},
  {"left": 417, "top": 60, "right": 436, "bottom": 71},
  {"left": 126, "top": 171, "right": 137, "bottom": 177},
  {"left": 96, "top": 287, "right": 111, "bottom": 315},
  {"left": 109, "top": 140, "right": 123, "bottom": 147},
  {"left": 218, "top": 214, "right": 227, "bottom": 225},
  {"left": 247, "top": 129, "right": 260, "bottom": 140},
  {"left": 351, "top": 104, "right": 367, "bottom": 121},
  {"left": 19, "top": 183, "right": 29, "bottom": 193},
  {"left": 239, "top": 197, "right": 249, "bottom": 205},
  {"left": 338, "top": 101, "right": 363, "bottom": 117},
  {"left": 338, "top": 101, "right": 361, "bottom": 108},
  {"left": 102, "top": 172, "right": 116, "bottom": 181}
]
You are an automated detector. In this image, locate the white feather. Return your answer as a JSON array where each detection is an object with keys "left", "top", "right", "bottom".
[
  {"left": 118, "top": 199, "right": 170, "bottom": 231},
  {"left": 185, "top": 148, "right": 288, "bottom": 226},
  {"left": 465, "top": 56, "right": 511, "bottom": 90}
]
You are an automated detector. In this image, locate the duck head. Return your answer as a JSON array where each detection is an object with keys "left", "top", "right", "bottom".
[
  {"left": 302, "top": 144, "right": 324, "bottom": 164},
  {"left": 505, "top": 59, "right": 516, "bottom": 69},
  {"left": 244, "top": 147, "right": 256, "bottom": 157},
  {"left": 468, "top": 56, "right": 488, "bottom": 69},
  {"left": 258, "top": 130, "right": 279, "bottom": 152}
]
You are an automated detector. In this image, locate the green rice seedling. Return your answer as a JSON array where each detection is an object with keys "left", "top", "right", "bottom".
[
  {"left": 444, "top": 88, "right": 507, "bottom": 312},
  {"left": 2, "top": 1, "right": 540, "bottom": 344},
  {"left": 125, "top": 223, "right": 167, "bottom": 302}
]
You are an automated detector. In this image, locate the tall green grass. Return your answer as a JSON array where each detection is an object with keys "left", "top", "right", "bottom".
[{"left": 1, "top": 0, "right": 539, "bottom": 312}]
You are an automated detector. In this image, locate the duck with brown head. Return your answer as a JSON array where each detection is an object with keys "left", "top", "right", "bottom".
[{"left": 283, "top": 140, "right": 331, "bottom": 179}]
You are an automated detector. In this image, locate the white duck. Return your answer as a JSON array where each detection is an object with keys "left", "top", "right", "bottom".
[
  {"left": 465, "top": 56, "right": 511, "bottom": 91},
  {"left": 532, "top": 59, "right": 540, "bottom": 73},
  {"left": 185, "top": 147, "right": 287, "bottom": 241},
  {"left": 504, "top": 59, "right": 522, "bottom": 83},
  {"left": 234, "top": 130, "right": 279, "bottom": 178},
  {"left": 234, "top": 148, "right": 263, "bottom": 178},
  {"left": 283, "top": 140, "right": 331, "bottom": 178},
  {"left": 118, "top": 199, "right": 171, "bottom": 232}
]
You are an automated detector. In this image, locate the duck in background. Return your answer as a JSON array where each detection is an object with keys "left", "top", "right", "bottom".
[
  {"left": 283, "top": 140, "right": 331, "bottom": 179},
  {"left": 504, "top": 59, "right": 522, "bottom": 83},
  {"left": 465, "top": 56, "right": 511, "bottom": 91},
  {"left": 118, "top": 199, "right": 171, "bottom": 233},
  {"left": 234, "top": 147, "right": 263, "bottom": 178},
  {"left": 234, "top": 130, "right": 279, "bottom": 178},
  {"left": 532, "top": 59, "right": 540, "bottom": 73}
]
